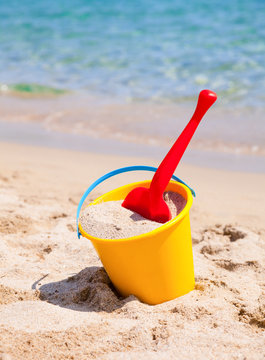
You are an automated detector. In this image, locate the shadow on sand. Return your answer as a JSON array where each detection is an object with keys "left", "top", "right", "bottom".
[{"left": 33, "top": 266, "right": 135, "bottom": 313}]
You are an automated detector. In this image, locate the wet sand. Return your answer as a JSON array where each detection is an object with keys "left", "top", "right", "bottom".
[{"left": 0, "top": 92, "right": 265, "bottom": 159}]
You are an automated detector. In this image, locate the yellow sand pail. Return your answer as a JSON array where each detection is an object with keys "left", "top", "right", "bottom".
[{"left": 78, "top": 171, "right": 195, "bottom": 305}]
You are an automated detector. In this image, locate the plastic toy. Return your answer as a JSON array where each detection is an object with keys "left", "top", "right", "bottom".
[{"left": 122, "top": 90, "right": 217, "bottom": 223}]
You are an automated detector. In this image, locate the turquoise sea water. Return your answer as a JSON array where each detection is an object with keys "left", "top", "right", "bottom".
[{"left": 0, "top": 0, "right": 265, "bottom": 107}]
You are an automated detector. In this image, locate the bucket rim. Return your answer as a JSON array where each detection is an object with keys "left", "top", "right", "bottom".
[
  {"left": 76, "top": 165, "right": 195, "bottom": 239},
  {"left": 78, "top": 179, "right": 193, "bottom": 243}
]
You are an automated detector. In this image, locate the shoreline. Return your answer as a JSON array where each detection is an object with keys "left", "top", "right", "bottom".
[
  {"left": 1, "top": 120, "right": 265, "bottom": 174},
  {"left": 1, "top": 91, "right": 265, "bottom": 160}
]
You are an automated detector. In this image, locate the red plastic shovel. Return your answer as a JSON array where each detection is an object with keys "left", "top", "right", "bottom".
[{"left": 122, "top": 89, "right": 217, "bottom": 223}]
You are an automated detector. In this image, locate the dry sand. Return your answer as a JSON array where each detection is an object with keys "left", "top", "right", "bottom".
[
  {"left": 79, "top": 192, "right": 186, "bottom": 239},
  {"left": 0, "top": 142, "right": 264, "bottom": 360}
]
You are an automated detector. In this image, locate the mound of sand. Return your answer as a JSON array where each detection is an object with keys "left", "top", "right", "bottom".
[{"left": 79, "top": 191, "right": 186, "bottom": 239}]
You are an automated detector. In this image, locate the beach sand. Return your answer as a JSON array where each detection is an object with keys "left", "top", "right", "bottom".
[{"left": 0, "top": 141, "right": 264, "bottom": 359}]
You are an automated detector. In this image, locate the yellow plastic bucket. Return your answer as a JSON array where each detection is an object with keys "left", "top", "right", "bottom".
[{"left": 78, "top": 179, "right": 194, "bottom": 305}]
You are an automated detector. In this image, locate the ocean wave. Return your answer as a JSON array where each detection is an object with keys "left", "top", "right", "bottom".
[{"left": 0, "top": 83, "right": 68, "bottom": 97}]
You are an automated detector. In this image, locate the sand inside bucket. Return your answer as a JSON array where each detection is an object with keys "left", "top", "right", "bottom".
[{"left": 80, "top": 191, "right": 187, "bottom": 239}]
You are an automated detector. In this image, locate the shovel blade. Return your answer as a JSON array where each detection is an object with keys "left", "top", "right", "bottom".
[{"left": 122, "top": 187, "right": 171, "bottom": 223}]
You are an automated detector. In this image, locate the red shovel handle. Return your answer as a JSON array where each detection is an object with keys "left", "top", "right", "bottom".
[{"left": 149, "top": 90, "right": 217, "bottom": 202}]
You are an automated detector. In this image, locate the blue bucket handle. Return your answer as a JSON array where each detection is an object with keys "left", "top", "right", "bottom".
[{"left": 76, "top": 165, "right": 195, "bottom": 239}]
